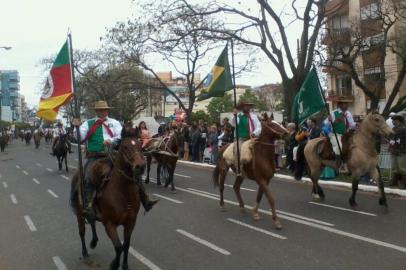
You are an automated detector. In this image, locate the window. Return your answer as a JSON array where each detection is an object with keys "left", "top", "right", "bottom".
[
  {"left": 360, "top": 3, "right": 380, "bottom": 20},
  {"left": 331, "top": 15, "right": 349, "bottom": 29},
  {"left": 336, "top": 75, "right": 352, "bottom": 96}
]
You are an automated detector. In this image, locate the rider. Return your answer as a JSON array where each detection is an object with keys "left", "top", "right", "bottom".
[
  {"left": 51, "top": 122, "right": 72, "bottom": 155},
  {"left": 231, "top": 101, "right": 261, "bottom": 168},
  {"left": 72, "top": 101, "right": 157, "bottom": 220}
]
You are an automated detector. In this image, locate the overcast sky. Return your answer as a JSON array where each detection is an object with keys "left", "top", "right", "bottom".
[{"left": 0, "top": 0, "right": 301, "bottom": 108}]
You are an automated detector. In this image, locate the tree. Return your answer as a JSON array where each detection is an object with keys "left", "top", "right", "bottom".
[
  {"left": 318, "top": 0, "right": 406, "bottom": 115},
  {"left": 190, "top": 110, "right": 211, "bottom": 124},
  {"left": 168, "top": 0, "right": 336, "bottom": 120},
  {"left": 254, "top": 84, "right": 285, "bottom": 111},
  {"left": 239, "top": 89, "right": 268, "bottom": 111},
  {"left": 206, "top": 94, "right": 234, "bottom": 123}
]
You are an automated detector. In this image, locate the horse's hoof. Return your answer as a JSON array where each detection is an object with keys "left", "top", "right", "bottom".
[
  {"left": 82, "top": 251, "right": 89, "bottom": 258},
  {"left": 273, "top": 220, "right": 283, "bottom": 230},
  {"left": 171, "top": 189, "right": 177, "bottom": 194},
  {"left": 110, "top": 261, "right": 120, "bottom": 270},
  {"left": 349, "top": 198, "right": 358, "bottom": 208},
  {"left": 311, "top": 193, "right": 321, "bottom": 201},
  {"left": 252, "top": 213, "right": 260, "bottom": 221},
  {"left": 90, "top": 238, "right": 98, "bottom": 249}
]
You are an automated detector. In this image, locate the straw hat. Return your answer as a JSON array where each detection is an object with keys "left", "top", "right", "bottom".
[
  {"left": 93, "top": 100, "right": 113, "bottom": 110},
  {"left": 236, "top": 100, "right": 255, "bottom": 110}
]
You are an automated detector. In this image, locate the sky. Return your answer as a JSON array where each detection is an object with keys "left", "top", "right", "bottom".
[{"left": 0, "top": 0, "right": 303, "bottom": 108}]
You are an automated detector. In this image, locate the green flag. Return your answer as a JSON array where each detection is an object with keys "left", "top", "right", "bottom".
[
  {"left": 197, "top": 45, "right": 233, "bottom": 101},
  {"left": 292, "top": 68, "right": 325, "bottom": 124}
]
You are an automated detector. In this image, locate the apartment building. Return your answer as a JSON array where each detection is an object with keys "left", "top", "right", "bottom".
[{"left": 0, "top": 70, "right": 21, "bottom": 122}]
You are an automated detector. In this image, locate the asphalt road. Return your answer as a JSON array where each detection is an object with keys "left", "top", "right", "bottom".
[{"left": 0, "top": 138, "right": 406, "bottom": 270}]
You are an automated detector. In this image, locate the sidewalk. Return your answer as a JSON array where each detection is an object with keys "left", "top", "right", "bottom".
[{"left": 177, "top": 160, "right": 406, "bottom": 197}]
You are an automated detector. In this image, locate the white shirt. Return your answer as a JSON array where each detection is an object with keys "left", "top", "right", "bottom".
[
  {"left": 386, "top": 118, "right": 394, "bottom": 129},
  {"left": 78, "top": 117, "right": 122, "bottom": 143},
  {"left": 323, "top": 108, "right": 356, "bottom": 130},
  {"left": 53, "top": 127, "right": 66, "bottom": 138},
  {"left": 231, "top": 112, "right": 262, "bottom": 137}
]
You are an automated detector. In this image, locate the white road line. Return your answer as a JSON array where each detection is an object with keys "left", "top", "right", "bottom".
[
  {"left": 309, "top": 202, "right": 377, "bottom": 217},
  {"left": 48, "top": 189, "right": 59, "bottom": 198},
  {"left": 129, "top": 247, "right": 162, "bottom": 270},
  {"left": 153, "top": 193, "right": 183, "bottom": 204},
  {"left": 60, "top": 175, "right": 70, "bottom": 181},
  {"left": 176, "top": 186, "right": 406, "bottom": 253},
  {"left": 224, "top": 184, "right": 256, "bottom": 192},
  {"left": 16, "top": 165, "right": 21, "bottom": 169},
  {"left": 187, "top": 187, "right": 333, "bottom": 227},
  {"left": 36, "top": 163, "right": 42, "bottom": 167},
  {"left": 174, "top": 173, "right": 191, "bottom": 179},
  {"left": 3, "top": 181, "right": 8, "bottom": 188},
  {"left": 10, "top": 194, "right": 18, "bottom": 204},
  {"left": 24, "top": 215, "right": 37, "bottom": 232},
  {"left": 176, "top": 229, "right": 231, "bottom": 255},
  {"left": 52, "top": 256, "right": 67, "bottom": 270},
  {"left": 227, "top": 218, "right": 287, "bottom": 240},
  {"left": 69, "top": 165, "right": 77, "bottom": 169},
  {"left": 22, "top": 170, "right": 29, "bottom": 175},
  {"left": 46, "top": 168, "right": 54, "bottom": 172},
  {"left": 32, "top": 178, "right": 40, "bottom": 184}
]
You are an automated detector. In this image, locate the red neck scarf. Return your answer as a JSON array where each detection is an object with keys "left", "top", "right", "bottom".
[
  {"left": 81, "top": 118, "right": 113, "bottom": 143},
  {"left": 244, "top": 112, "right": 254, "bottom": 134}
]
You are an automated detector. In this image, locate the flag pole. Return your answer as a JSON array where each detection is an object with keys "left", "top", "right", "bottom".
[
  {"left": 230, "top": 39, "right": 241, "bottom": 175},
  {"left": 313, "top": 66, "right": 343, "bottom": 157},
  {"left": 68, "top": 32, "right": 85, "bottom": 207}
]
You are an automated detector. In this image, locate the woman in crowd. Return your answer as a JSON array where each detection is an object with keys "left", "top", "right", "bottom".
[
  {"left": 138, "top": 121, "right": 151, "bottom": 149},
  {"left": 207, "top": 125, "right": 219, "bottom": 164}
]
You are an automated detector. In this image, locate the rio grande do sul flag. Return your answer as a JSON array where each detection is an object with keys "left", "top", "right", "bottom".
[{"left": 36, "top": 41, "right": 73, "bottom": 121}]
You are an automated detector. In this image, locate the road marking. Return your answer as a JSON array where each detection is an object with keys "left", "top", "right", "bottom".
[
  {"left": 16, "top": 165, "right": 21, "bottom": 169},
  {"left": 24, "top": 215, "right": 37, "bottom": 231},
  {"left": 176, "top": 229, "right": 231, "bottom": 255},
  {"left": 153, "top": 193, "right": 183, "bottom": 204},
  {"left": 227, "top": 218, "right": 287, "bottom": 240},
  {"left": 187, "top": 187, "right": 333, "bottom": 226},
  {"left": 48, "top": 189, "right": 59, "bottom": 198},
  {"left": 3, "top": 181, "right": 8, "bottom": 188},
  {"left": 10, "top": 194, "right": 18, "bottom": 204},
  {"left": 22, "top": 170, "right": 29, "bottom": 175},
  {"left": 174, "top": 173, "right": 191, "bottom": 179},
  {"left": 129, "top": 247, "right": 162, "bottom": 270},
  {"left": 224, "top": 184, "right": 256, "bottom": 192},
  {"left": 52, "top": 256, "right": 67, "bottom": 270},
  {"left": 46, "top": 168, "right": 54, "bottom": 172},
  {"left": 60, "top": 175, "right": 70, "bottom": 181},
  {"left": 32, "top": 178, "right": 40, "bottom": 184},
  {"left": 69, "top": 165, "right": 77, "bottom": 169},
  {"left": 309, "top": 202, "right": 377, "bottom": 217},
  {"left": 36, "top": 163, "right": 42, "bottom": 167},
  {"left": 176, "top": 186, "right": 406, "bottom": 253}
]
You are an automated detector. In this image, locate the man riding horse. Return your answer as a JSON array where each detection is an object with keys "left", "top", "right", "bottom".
[
  {"left": 72, "top": 101, "right": 157, "bottom": 222},
  {"left": 51, "top": 122, "right": 72, "bottom": 155}
]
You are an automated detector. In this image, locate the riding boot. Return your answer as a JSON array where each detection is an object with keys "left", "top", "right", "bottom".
[{"left": 135, "top": 176, "right": 158, "bottom": 212}]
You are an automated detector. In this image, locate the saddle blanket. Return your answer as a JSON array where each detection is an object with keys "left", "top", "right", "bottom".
[{"left": 223, "top": 140, "right": 254, "bottom": 166}]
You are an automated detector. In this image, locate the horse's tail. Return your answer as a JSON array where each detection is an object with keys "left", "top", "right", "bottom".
[{"left": 69, "top": 172, "right": 79, "bottom": 214}]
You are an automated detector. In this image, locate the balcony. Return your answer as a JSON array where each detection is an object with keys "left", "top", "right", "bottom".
[
  {"left": 322, "top": 28, "right": 351, "bottom": 45},
  {"left": 327, "top": 89, "right": 354, "bottom": 102}
]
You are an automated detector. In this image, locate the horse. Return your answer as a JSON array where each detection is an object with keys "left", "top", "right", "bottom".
[
  {"left": 0, "top": 133, "right": 8, "bottom": 152},
  {"left": 24, "top": 132, "right": 32, "bottom": 145},
  {"left": 70, "top": 128, "right": 145, "bottom": 270},
  {"left": 19, "top": 131, "right": 24, "bottom": 142},
  {"left": 45, "top": 131, "right": 53, "bottom": 144},
  {"left": 304, "top": 112, "right": 393, "bottom": 209},
  {"left": 212, "top": 115, "right": 288, "bottom": 229},
  {"left": 144, "top": 130, "right": 179, "bottom": 192},
  {"left": 33, "top": 131, "right": 43, "bottom": 149},
  {"left": 54, "top": 134, "right": 69, "bottom": 172}
]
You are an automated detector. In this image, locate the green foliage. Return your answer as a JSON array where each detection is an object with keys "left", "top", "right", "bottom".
[
  {"left": 0, "top": 120, "right": 11, "bottom": 129},
  {"left": 190, "top": 110, "right": 211, "bottom": 124},
  {"left": 206, "top": 94, "right": 234, "bottom": 123},
  {"left": 238, "top": 89, "right": 267, "bottom": 111}
]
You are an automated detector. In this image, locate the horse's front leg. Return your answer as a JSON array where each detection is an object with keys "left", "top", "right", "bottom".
[
  {"left": 105, "top": 223, "right": 122, "bottom": 270},
  {"left": 76, "top": 211, "right": 89, "bottom": 258},
  {"left": 349, "top": 176, "right": 360, "bottom": 207},
  {"left": 252, "top": 188, "right": 263, "bottom": 221},
  {"left": 89, "top": 221, "right": 99, "bottom": 249},
  {"left": 122, "top": 222, "right": 135, "bottom": 270},
  {"left": 257, "top": 179, "right": 282, "bottom": 230},
  {"left": 233, "top": 176, "right": 245, "bottom": 213}
]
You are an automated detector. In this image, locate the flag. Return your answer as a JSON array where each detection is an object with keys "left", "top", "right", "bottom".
[
  {"left": 37, "top": 41, "right": 73, "bottom": 121},
  {"left": 197, "top": 45, "right": 233, "bottom": 101},
  {"left": 292, "top": 68, "right": 325, "bottom": 124}
]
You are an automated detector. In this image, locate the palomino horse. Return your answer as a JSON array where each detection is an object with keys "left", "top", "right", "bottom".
[
  {"left": 54, "top": 134, "right": 69, "bottom": 172},
  {"left": 213, "top": 115, "right": 288, "bottom": 229},
  {"left": 144, "top": 130, "right": 179, "bottom": 192},
  {"left": 304, "top": 112, "right": 393, "bottom": 208},
  {"left": 33, "top": 131, "right": 43, "bottom": 149},
  {"left": 70, "top": 128, "right": 145, "bottom": 270}
]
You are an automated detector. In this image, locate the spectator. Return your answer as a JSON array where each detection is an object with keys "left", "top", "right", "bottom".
[
  {"left": 285, "top": 122, "right": 297, "bottom": 172},
  {"left": 199, "top": 123, "right": 208, "bottom": 162},
  {"left": 389, "top": 115, "right": 406, "bottom": 188},
  {"left": 138, "top": 121, "right": 151, "bottom": 149},
  {"left": 182, "top": 123, "right": 190, "bottom": 161},
  {"left": 191, "top": 125, "right": 201, "bottom": 162},
  {"left": 208, "top": 125, "right": 219, "bottom": 164},
  {"left": 386, "top": 112, "right": 396, "bottom": 129}
]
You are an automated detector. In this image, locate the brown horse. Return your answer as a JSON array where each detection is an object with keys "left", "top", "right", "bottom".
[
  {"left": 70, "top": 128, "right": 146, "bottom": 270},
  {"left": 33, "top": 131, "right": 43, "bottom": 149},
  {"left": 144, "top": 130, "right": 179, "bottom": 192},
  {"left": 213, "top": 115, "right": 288, "bottom": 229},
  {"left": 304, "top": 112, "right": 393, "bottom": 208}
]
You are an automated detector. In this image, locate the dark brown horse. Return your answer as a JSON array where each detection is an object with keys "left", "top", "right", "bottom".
[
  {"left": 24, "top": 131, "right": 32, "bottom": 145},
  {"left": 213, "top": 115, "right": 288, "bottom": 229},
  {"left": 70, "top": 128, "right": 145, "bottom": 270},
  {"left": 144, "top": 130, "right": 179, "bottom": 192},
  {"left": 0, "top": 133, "right": 8, "bottom": 152}
]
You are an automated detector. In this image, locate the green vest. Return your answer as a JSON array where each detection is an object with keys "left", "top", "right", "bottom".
[
  {"left": 237, "top": 114, "right": 250, "bottom": 139},
  {"left": 87, "top": 119, "right": 104, "bottom": 153},
  {"left": 333, "top": 110, "right": 346, "bottom": 135}
]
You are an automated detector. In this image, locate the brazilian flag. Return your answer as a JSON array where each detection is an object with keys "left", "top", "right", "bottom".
[{"left": 197, "top": 45, "right": 233, "bottom": 101}]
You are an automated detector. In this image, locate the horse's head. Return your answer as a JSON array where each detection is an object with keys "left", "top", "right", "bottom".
[
  {"left": 364, "top": 112, "right": 393, "bottom": 137},
  {"left": 120, "top": 127, "right": 145, "bottom": 175},
  {"left": 261, "top": 114, "right": 289, "bottom": 140}
]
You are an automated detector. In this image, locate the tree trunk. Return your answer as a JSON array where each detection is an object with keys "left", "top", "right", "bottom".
[{"left": 282, "top": 78, "right": 300, "bottom": 122}]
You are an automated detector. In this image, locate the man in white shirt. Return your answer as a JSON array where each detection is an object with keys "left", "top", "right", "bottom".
[
  {"left": 386, "top": 112, "right": 396, "bottom": 129},
  {"left": 51, "top": 122, "right": 72, "bottom": 155}
]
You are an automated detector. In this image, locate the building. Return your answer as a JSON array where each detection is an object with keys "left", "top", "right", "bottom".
[
  {"left": 19, "top": 95, "right": 29, "bottom": 122},
  {"left": 0, "top": 70, "right": 21, "bottom": 122},
  {"left": 322, "top": 0, "right": 406, "bottom": 118}
]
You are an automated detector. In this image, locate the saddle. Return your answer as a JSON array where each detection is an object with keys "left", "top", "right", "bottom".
[{"left": 223, "top": 140, "right": 255, "bottom": 167}]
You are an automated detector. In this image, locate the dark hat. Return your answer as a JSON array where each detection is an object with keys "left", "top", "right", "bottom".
[
  {"left": 236, "top": 100, "right": 255, "bottom": 110},
  {"left": 391, "top": 115, "right": 405, "bottom": 123}
]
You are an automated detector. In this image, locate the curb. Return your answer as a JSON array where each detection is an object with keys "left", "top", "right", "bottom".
[{"left": 177, "top": 160, "right": 406, "bottom": 197}]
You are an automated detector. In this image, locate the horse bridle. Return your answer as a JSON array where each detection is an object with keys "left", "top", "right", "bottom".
[{"left": 262, "top": 122, "right": 286, "bottom": 137}]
